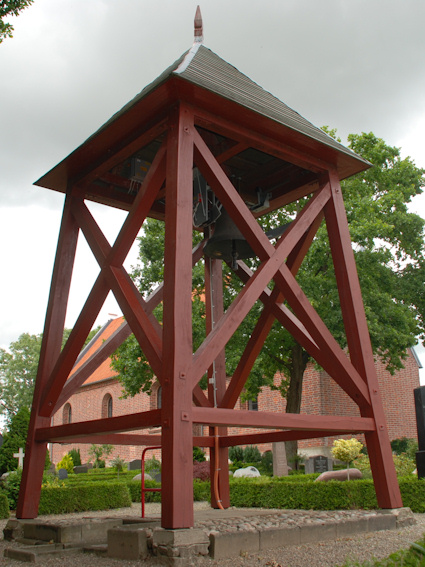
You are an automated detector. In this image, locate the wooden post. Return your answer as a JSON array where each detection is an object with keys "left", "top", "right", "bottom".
[
  {"left": 325, "top": 170, "right": 402, "bottom": 509},
  {"left": 16, "top": 194, "right": 79, "bottom": 518},
  {"left": 205, "top": 255, "right": 230, "bottom": 508},
  {"left": 160, "top": 104, "right": 195, "bottom": 528}
]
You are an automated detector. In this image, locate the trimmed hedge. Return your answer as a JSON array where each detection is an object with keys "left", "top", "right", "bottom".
[
  {"left": 228, "top": 476, "right": 425, "bottom": 512},
  {"left": 39, "top": 481, "right": 131, "bottom": 515}
]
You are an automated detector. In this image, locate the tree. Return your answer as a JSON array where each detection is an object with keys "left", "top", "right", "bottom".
[
  {"left": 0, "top": 1, "right": 34, "bottom": 43},
  {"left": 0, "top": 406, "right": 30, "bottom": 474},
  {"left": 111, "top": 132, "right": 425, "bottom": 467},
  {"left": 0, "top": 333, "right": 42, "bottom": 423},
  {"left": 0, "top": 328, "right": 100, "bottom": 423},
  {"left": 88, "top": 443, "right": 113, "bottom": 468},
  {"left": 331, "top": 438, "right": 363, "bottom": 479}
]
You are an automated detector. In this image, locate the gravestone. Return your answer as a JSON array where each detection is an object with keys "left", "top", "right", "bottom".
[
  {"left": 152, "top": 470, "right": 162, "bottom": 483},
  {"left": 74, "top": 465, "right": 88, "bottom": 474},
  {"left": 82, "top": 462, "right": 93, "bottom": 469},
  {"left": 305, "top": 455, "right": 333, "bottom": 474},
  {"left": 129, "top": 459, "right": 142, "bottom": 471},
  {"left": 58, "top": 468, "right": 68, "bottom": 480},
  {"left": 272, "top": 442, "right": 289, "bottom": 476}
]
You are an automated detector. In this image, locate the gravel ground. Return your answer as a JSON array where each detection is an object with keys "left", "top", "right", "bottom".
[{"left": 0, "top": 503, "right": 424, "bottom": 566}]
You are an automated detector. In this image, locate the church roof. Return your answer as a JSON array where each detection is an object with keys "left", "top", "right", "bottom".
[{"left": 69, "top": 317, "right": 123, "bottom": 386}]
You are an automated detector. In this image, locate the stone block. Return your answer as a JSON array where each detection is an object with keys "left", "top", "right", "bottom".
[
  {"left": 299, "top": 521, "right": 338, "bottom": 544},
  {"left": 383, "top": 507, "right": 416, "bottom": 528},
  {"left": 4, "top": 547, "right": 37, "bottom": 562},
  {"left": 108, "top": 527, "right": 149, "bottom": 560},
  {"left": 3, "top": 518, "right": 24, "bottom": 541},
  {"left": 336, "top": 517, "right": 369, "bottom": 537},
  {"left": 367, "top": 513, "right": 396, "bottom": 532},
  {"left": 153, "top": 528, "right": 209, "bottom": 547},
  {"left": 259, "top": 526, "right": 300, "bottom": 549},
  {"left": 82, "top": 519, "right": 123, "bottom": 543},
  {"left": 209, "top": 530, "right": 260, "bottom": 559},
  {"left": 73, "top": 465, "right": 88, "bottom": 474},
  {"left": 23, "top": 522, "right": 82, "bottom": 544}
]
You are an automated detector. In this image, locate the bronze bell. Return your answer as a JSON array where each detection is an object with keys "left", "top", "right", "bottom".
[
  {"left": 204, "top": 209, "right": 291, "bottom": 269},
  {"left": 204, "top": 209, "right": 255, "bottom": 268}
]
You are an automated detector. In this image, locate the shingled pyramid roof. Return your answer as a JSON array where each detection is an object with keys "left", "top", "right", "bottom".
[
  {"left": 102, "top": 43, "right": 363, "bottom": 165},
  {"left": 35, "top": 41, "right": 369, "bottom": 202}
]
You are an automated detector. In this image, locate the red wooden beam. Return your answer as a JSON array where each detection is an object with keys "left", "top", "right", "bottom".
[
  {"left": 192, "top": 406, "right": 375, "bottom": 432},
  {"left": 219, "top": 429, "right": 362, "bottom": 448},
  {"left": 160, "top": 104, "right": 196, "bottom": 529},
  {"left": 36, "top": 409, "right": 162, "bottom": 441},
  {"left": 17, "top": 195, "right": 80, "bottom": 519},
  {"left": 324, "top": 170, "right": 402, "bottom": 508}
]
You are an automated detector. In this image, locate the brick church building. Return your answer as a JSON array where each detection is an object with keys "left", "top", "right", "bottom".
[{"left": 50, "top": 317, "right": 421, "bottom": 466}]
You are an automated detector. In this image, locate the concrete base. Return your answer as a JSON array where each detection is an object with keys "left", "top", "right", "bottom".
[{"left": 2, "top": 507, "right": 416, "bottom": 562}]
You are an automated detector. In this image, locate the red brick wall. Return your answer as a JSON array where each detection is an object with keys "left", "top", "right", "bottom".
[{"left": 51, "top": 350, "right": 420, "bottom": 465}]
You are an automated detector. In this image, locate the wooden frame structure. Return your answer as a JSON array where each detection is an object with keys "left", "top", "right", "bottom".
[{"left": 17, "top": 36, "right": 402, "bottom": 528}]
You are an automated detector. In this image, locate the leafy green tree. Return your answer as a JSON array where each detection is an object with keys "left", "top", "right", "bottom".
[
  {"left": 0, "top": 328, "right": 100, "bottom": 423},
  {"left": 111, "top": 132, "right": 425, "bottom": 467},
  {"left": 0, "top": 334, "right": 41, "bottom": 422},
  {"left": 0, "top": 1, "right": 34, "bottom": 43},
  {"left": 0, "top": 406, "right": 30, "bottom": 474},
  {"left": 88, "top": 444, "right": 113, "bottom": 468},
  {"left": 331, "top": 438, "right": 363, "bottom": 479}
]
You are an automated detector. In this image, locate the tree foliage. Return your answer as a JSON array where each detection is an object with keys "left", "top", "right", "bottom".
[
  {"left": 0, "top": 328, "right": 100, "bottom": 423},
  {"left": 0, "top": 0, "right": 34, "bottom": 43},
  {"left": 0, "top": 406, "right": 30, "bottom": 474},
  {"left": 0, "top": 334, "right": 41, "bottom": 422},
  {"left": 111, "top": 131, "right": 425, "bottom": 462}
]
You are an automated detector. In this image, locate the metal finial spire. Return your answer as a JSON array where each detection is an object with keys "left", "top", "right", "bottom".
[{"left": 194, "top": 6, "right": 203, "bottom": 43}]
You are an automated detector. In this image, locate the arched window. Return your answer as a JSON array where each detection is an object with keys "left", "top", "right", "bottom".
[
  {"left": 248, "top": 398, "right": 258, "bottom": 411},
  {"left": 102, "top": 394, "right": 113, "bottom": 419},
  {"left": 63, "top": 403, "right": 72, "bottom": 424},
  {"left": 157, "top": 386, "right": 162, "bottom": 409}
]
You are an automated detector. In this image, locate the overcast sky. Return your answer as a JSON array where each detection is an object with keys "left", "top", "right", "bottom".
[{"left": 1, "top": 0, "right": 425, "bottom": 378}]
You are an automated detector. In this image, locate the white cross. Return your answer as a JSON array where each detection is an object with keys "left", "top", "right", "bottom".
[{"left": 13, "top": 447, "right": 25, "bottom": 468}]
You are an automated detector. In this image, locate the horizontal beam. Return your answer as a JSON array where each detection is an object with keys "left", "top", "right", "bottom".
[
  {"left": 36, "top": 409, "right": 162, "bottom": 442},
  {"left": 192, "top": 407, "right": 375, "bottom": 432},
  {"left": 218, "top": 429, "right": 355, "bottom": 448}
]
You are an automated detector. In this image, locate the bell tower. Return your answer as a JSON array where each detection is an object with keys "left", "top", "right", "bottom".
[{"left": 17, "top": 8, "right": 402, "bottom": 527}]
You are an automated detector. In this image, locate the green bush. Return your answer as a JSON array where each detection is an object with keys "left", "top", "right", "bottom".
[
  {"left": 56, "top": 454, "right": 74, "bottom": 474},
  {"left": 227, "top": 476, "right": 425, "bottom": 513},
  {"left": 68, "top": 448, "right": 81, "bottom": 467},
  {"left": 243, "top": 446, "right": 261, "bottom": 463},
  {"left": 229, "top": 446, "right": 244, "bottom": 463},
  {"left": 353, "top": 453, "right": 416, "bottom": 479},
  {"left": 0, "top": 493, "right": 9, "bottom": 519},
  {"left": 1, "top": 469, "right": 22, "bottom": 510},
  {"left": 193, "top": 446, "right": 206, "bottom": 462},
  {"left": 39, "top": 482, "right": 131, "bottom": 515},
  {"left": 127, "top": 479, "right": 161, "bottom": 503}
]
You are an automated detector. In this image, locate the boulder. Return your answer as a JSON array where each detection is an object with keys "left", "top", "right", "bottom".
[
  {"left": 233, "top": 466, "right": 260, "bottom": 478},
  {"left": 315, "top": 468, "right": 362, "bottom": 482},
  {"left": 132, "top": 473, "right": 153, "bottom": 482}
]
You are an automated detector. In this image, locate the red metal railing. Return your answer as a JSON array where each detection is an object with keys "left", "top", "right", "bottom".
[{"left": 141, "top": 446, "right": 161, "bottom": 518}]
